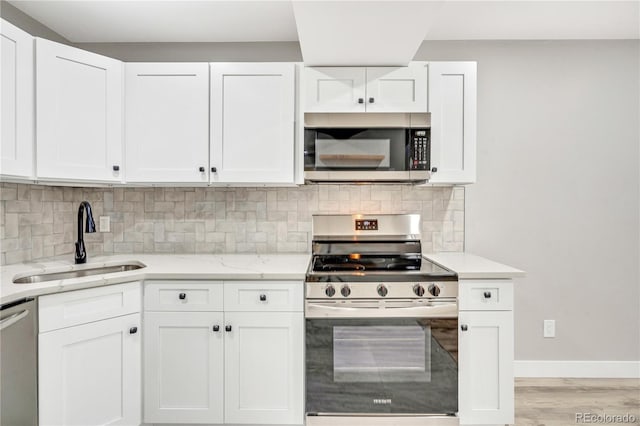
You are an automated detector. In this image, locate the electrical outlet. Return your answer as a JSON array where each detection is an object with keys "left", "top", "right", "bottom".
[
  {"left": 543, "top": 320, "right": 556, "bottom": 338},
  {"left": 99, "top": 216, "right": 110, "bottom": 233}
]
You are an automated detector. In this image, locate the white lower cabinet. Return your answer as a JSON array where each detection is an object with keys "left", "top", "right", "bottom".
[
  {"left": 224, "top": 311, "right": 304, "bottom": 424},
  {"left": 38, "top": 282, "right": 142, "bottom": 426},
  {"left": 144, "top": 311, "right": 224, "bottom": 424},
  {"left": 458, "top": 280, "right": 514, "bottom": 426},
  {"left": 39, "top": 313, "right": 141, "bottom": 426},
  {"left": 143, "top": 280, "right": 304, "bottom": 425}
]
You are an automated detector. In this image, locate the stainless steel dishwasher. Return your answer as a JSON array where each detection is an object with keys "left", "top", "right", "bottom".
[{"left": 1, "top": 297, "right": 38, "bottom": 426}]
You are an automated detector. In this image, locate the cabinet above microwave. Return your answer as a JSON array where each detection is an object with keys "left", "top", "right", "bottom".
[{"left": 304, "top": 64, "right": 428, "bottom": 113}]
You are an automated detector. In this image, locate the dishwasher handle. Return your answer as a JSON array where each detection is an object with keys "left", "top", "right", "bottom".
[{"left": 0, "top": 309, "right": 30, "bottom": 331}]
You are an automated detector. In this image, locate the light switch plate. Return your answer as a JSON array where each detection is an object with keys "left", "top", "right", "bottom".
[
  {"left": 99, "top": 216, "right": 110, "bottom": 233},
  {"left": 543, "top": 319, "right": 555, "bottom": 338}
]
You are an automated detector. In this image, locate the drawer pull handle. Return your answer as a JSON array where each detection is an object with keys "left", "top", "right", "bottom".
[
  {"left": 484, "top": 291, "right": 492, "bottom": 299},
  {"left": 129, "top": 326, "right": 138, "bottom": 334},
  {"left": 179, "top": 293, "right": 186, "bottom": 300},
  {"left": 225, "top": 325, "right": 232, "bottom": 332},
  {"left": 259, "top": 294, "right": 267, "bottom": 301},
  {"left": 460, "top": 324, "right": 468, "bottom": 331},
  {"left": 213, "top": 325, "right": 220, "bottom": 332}
]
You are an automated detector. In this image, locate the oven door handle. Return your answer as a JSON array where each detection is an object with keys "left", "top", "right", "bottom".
[{"left": 305, "top": 300, "right": 458, "bottom": 319}]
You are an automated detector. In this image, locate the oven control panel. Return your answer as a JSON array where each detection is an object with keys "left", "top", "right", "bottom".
[
  {"left": 306, "top": 281, "right": 458, "bottom": 299},
  {"left": 355, "top": 219, "right": 378, "bottom": 231}
]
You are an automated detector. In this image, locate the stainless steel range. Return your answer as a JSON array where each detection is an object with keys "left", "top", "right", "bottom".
[{"left": 305, "top": 214, "right": 459, "bottom": 426}]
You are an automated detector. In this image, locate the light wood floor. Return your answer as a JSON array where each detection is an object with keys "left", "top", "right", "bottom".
[{"left": 515, "top": 378, "right": 640, "bottom": 425}]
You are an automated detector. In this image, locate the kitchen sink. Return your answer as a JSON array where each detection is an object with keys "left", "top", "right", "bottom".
[{"left": 12, "top": 262, "right": 146, "bottom": 284}]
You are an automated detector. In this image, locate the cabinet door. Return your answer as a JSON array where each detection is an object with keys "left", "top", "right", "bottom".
[
  {"left": 365, "top": 63, "right": 428, "bottom": 112},
  {"left": 36, "top": 38, "right": 123, "bottom": 182},
  {"left": 428, "top": 62, "right": 477, "bottom": 184},
  {"left": 224, "top": 312, "right": 304, "bottom": 424},
  {"left": 39, "top": 313, "right": 141, "bottom": 426},
  {"left": 1, "top": 20, "right": 34, "bottom": 179},
  {"left": 458, "top": 311, "right": 514, "bottom": 425},
  {"left": 304, "top": 67, "right": 366, "bottom": 112},
  {"left": 125, "top": 63, "right": 209, "bottom": 183},
  {"left": 210, "top": 63, "right": 295, "bottom": 184},
  {"left": 144, "top": 311, "right": 224, "bottom": 424}
]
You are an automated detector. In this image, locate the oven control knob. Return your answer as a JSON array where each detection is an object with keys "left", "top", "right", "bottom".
[
  {"left": 325, "top": 285, "right": 336, "bottom": 297},
  {"left": 413, "top": 284, "right": 426, "bottom": 297},
  {"left": 428, "top": 284, "right": 441, "bottom": 297},
  {"left": 377, "top": 284, "right": 388, "bottom": 297},
  {"left": 340, "top": 285, "right": 351, "bottom": 297}
]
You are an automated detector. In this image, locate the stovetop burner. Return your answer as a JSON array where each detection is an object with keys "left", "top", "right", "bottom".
[
  {"left": 312, "top": 255, "right": 421, "bottom": 272},
  {"left": 306, "top": 214, "right": 458, "bottom": 284}
]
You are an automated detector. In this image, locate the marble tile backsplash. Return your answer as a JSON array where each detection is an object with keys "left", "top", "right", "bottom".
[{"left": 0, "top": 183, "right": 464, "bottom": 265}]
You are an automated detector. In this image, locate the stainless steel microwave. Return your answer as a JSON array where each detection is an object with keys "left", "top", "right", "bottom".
[{"left": 304, "top": 113, "right": 431, "bottom": 184}]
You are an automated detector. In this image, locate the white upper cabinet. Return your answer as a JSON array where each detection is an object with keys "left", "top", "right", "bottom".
[
  {"left": 1, "top": 20, "right": 34, "bottom": 179},
  {"left": 365, "top": 63, "right": 428, "bottom": 112},
  {"left": 304, "top": 64, "right": 427, "bottom": 113},
  {"left": 304, "top": 67, "right": 366, "bottom": 112},
  {"left": 428, "top": 62, "right": 477, "bottom": 184},
  {"left": 125, "top": 63, "right": 210, "bottom": 183},
  {"left": 36, "top": 38, "right": 123, "bottom": 183},
  {"left": 210, "top": 63, "right": 295, "bottom": 184}
]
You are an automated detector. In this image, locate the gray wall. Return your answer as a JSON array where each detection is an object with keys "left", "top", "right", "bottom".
[
  {"left": 415, "top": 40, "right": 640, "bottom": 362},
  {"left": 2, "top": 6, "right": 639, "bottom": 362},
  {"left": 0, "top": 0, "right": 68, "bottom": 43}
]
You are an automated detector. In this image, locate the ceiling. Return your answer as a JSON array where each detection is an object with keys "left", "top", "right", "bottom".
[{"left": 7, "top": 0, "right": 640, "bottom": 43}]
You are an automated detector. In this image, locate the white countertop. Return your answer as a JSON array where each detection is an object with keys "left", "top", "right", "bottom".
[
  {"left": 1, "top": 254, "right": 311, "bottom": 305},
  {"left": 1, "top": 252, "right": 524, "bottom": 305},
  {"left": 424, "top": 252, "right": 525, "bottom": 279}
]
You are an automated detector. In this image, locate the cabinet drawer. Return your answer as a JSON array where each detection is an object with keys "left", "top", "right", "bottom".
[
  {"left": 224, "top": 281, "right": 303, "bottom": 312},
  {"left": 144, "top": 281, "right": 223, "bottom": 311},
  {"left": 39, "top": 282, "right": 141, "bottom": 332},
  {"left": 459, "top": 280, "right": 513, "bottom": 311}
]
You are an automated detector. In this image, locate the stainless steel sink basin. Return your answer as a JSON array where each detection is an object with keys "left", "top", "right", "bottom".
[{"left": 13, "top": 262, "right": 146, "bottom": 284}]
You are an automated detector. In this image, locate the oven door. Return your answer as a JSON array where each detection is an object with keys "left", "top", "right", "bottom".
[{"left": 305, "top": 300, "right": 458, "bottom": 417}]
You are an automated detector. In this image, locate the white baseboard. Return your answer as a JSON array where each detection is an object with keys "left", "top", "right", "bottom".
[{"left": 514, "top": 360, "right": 640, "bottom": 378}]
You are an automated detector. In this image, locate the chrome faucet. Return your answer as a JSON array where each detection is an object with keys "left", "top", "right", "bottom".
[{"left": 75, "top": 201, "right": 96, "bottom": 264}]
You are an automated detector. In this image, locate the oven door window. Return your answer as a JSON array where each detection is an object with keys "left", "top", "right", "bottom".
[
  {"left": 333, "top": 325, "right": 431, "bottom": 383},
  {"left": 306, "top": 318, "right": 458, "bottom": 415}
]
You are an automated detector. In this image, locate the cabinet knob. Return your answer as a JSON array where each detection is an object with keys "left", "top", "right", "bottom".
[
  {"left": 199, "top": 166, "right": 205, "bottom": 172},
  {"left": 178, "top": 292, "right": 186, "bottom": 300},
  {"left": 225, "top": 325, "right": 232, "bottom": 332},
  {"left": 431, "top": 167, "right": 438, "bottom": 173},
  {"left": 112, "top": 165, "right": 120, "bottom": 171},
  {"left": 259, "top": 294, "right": 267, "bottom": 301},
  {"left": 211, "top": 167, "right": 217, "bottom": 173},
  {"left": 358, "top": 98, "right": 364, "bottom": 104},
  {"left": 484, "top": 291, "right": 492, "bottom": 299},
  {"left": 213, "top": 325, "right": 220, "bottom": 332},
  {"left": 460, "top": 324, "right": 468, "bottom": 331},
  {"left": 129, "top": 326, "right": 138, "bottom": 334},
  {"left": 369, "top": 97, "right": 375, "bottom": 103}
]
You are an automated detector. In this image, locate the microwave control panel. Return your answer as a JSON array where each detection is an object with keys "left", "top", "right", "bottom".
[{"left": 409, "top": 129, "right": 430, "bottom": 170}]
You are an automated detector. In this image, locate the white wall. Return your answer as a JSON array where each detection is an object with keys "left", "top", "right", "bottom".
[{"left": 415, "top": 40, "right": 640, "bottom": 362}]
